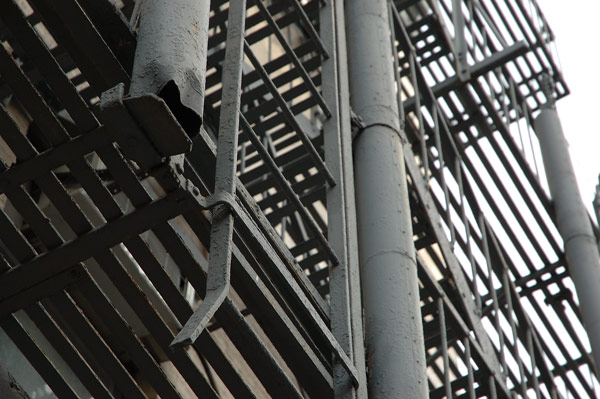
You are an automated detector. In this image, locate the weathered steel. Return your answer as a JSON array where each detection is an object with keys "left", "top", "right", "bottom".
[
  {"left": 321, "top": 0, "right": 367, "bottom": 396},
  {"left": 0, "top": 0, "right": 592, "bottom": 398},
  {"left": 346, "top": 0, "right": 427, "bottom": 397},
  {"left": 242, "top": 40, "right": 337, "bottom": 187},
  {"left": 171, "top": 0, "right": 247, "bottom": 349},
  {"left": 129, "top": 0, "right": 210, "bottom": 138},
  {"left": 0, "top": 363, "right": 31, "bottom": 399}
]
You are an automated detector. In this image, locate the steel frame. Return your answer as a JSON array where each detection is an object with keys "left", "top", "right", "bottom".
[{"left": 0, "top": 0, "right": 595, "bottom": 398}]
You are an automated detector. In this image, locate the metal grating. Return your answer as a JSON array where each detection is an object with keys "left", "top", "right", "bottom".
[{"left": 0, "top": 0, "right": 596, "bottom": 398}]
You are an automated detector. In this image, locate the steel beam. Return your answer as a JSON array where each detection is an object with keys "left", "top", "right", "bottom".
[
  {"left": 401, "top": 41, "right": 528, "bottom": 111},
  {"left": 346, "top": 0, "right": 427, "bottom": 397},
  {"left": 535, "top": 100, "right": 600, "bottom": 376},
  {"left": 321, "top": 0, "right": 367, "bottom": 396},
  {"left": 401, "top": 133, "right": 510, "bottom": 396},
  {"left": 0, "top": 192, "right": 185, "bottom": 303}
]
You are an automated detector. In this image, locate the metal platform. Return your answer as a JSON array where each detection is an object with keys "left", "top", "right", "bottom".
[{"left": 0, "top": 0, "right": 596, "bottom": 398}]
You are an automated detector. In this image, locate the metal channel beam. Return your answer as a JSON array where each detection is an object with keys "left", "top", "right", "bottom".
[
  {"left": 402, "top": 41, "right": 528, "bottom": 111},
  {"left": 321, "top": 0, "right": 367, "bottom": 396}
]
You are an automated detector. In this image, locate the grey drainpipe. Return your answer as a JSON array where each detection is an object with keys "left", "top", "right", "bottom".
[
  {"left": 129, "top": 0, "right": 211, "bottom": 138},
  {"left": 534, "top": 77, "right": 600, "bottom": 375},
  {"left": 345, "top": 0, "right": 428, "bottom": 397}
]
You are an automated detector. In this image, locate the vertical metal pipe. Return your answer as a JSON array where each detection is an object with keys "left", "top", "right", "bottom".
[
  {"left": 488, "top": 375, "right": 497, "bottom": 399},
  {"left": 452, "top": 0, "right": 470, "bottom": 81},
  {"left": 345, "top": 0, "right": 428, "bottom": 397},
  {"left": 534, "top": 101, "right": 600, "bottom": 375},
  {"left": 464, "top": 338, "right": 475, "bottom": 399},
  {"left": 129, "top": 0, "right": 210, "bottom": 137},
  {"left": 526, "top": 328, "right": 541, "bottom": 397}
]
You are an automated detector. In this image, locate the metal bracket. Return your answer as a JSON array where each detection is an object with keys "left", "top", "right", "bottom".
[
  {"left": 148, "top": 157, "right": 240, "bottom": 220},
  {"left": 98, "top": 83, "right": 193, "bottom": 171},
  {"left": 187, "top": 188, "right": 239, "bottom": 220}
]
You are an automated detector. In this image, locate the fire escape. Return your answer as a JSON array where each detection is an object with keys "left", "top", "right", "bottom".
[{"left": 0, "top": 0, "right": 597, "bottom": 398}]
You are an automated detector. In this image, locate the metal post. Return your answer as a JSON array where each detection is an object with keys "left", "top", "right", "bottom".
[
  {"left": 322, "top": 0, "right": 368, "bottom": 396},
  {"left": 534, "top": 84, "right": 600, "bottom": 375},
  {"left": 345, "top": 0, "right": 428, "bottom": 397},
  {"left": 129, "top": 0, "right": 211, "bottom": 137},
  {"left": 452, "top": 0, "right": 471, "bottom": 81}
]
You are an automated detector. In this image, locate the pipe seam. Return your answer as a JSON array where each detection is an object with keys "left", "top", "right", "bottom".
[
  {"left": 564, "top": 233, "right": 597, "bottom": 245},
  {"left": 363, "top": 249, "right": 415, "bottom": 269},
  {"left": 353, "top": 122, "right": 404, "bottom": 145}
]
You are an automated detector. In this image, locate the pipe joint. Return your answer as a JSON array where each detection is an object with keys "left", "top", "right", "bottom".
[{"left": 353, "top": 121, "right": 405, "bottom": 145}]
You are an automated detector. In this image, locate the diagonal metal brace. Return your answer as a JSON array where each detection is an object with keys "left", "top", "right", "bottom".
[
  {"left": 170, "top": 0, "right": 247, "bottom": 350},
  {"left": 169, "top": 188, "right": 239, "bottom": 349},
  {"left": 170, "top": 262, "right": 231, "bottom": 348}
]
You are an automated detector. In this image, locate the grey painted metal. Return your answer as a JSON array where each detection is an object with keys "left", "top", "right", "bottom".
[
  {"left": 321, "top": 0, "right": 367, "bottom": 396},
  {"left": 389, "top": 14, "right": 510, "bottom": 390},
  {"left": 0, "top": 0, "right": 592, "bottom": 396},
  {"left": 438, "top": 298, "right": 452, "bottom": 399},
  {"left": 242, "top": 40, "right": 337, "bottom": 187},
  {"left": 452, "top": 0, "right": 470, "bottom": 81},
  {"left": 188, "top": 129, "right": 361, "bottom": 385},
  {"left": 0, "top": 363, "right": 31, "bottom": 399},
  {"left": 285, "top": 0, "right": 330, "bottom": 58},
  {"left": 401, "top": 41, "right": 528, "bottom": 110},
  {"left": 402, "top": 134, "right": 509, "bottom": 396},
  {"left": 129, "top": 0, "right": 210, "bottom": 137},
  {"left": 333, "top": 0, "right": 369, "bottom": 393},
  {"left": 345, "top": 0, "right": 427, "bottom": 397},
  {"left": 252, "top": 0, "right": 331, "bottom": 118},
  {"left": 535, "top": 103, "right": 600, "bottom": 375},
  {"left": 171, "top": 0, "right": 247, "bottom": 349},
  {"left": 483, "top": 217, "right": 567, "bottom": 399},
  {"left": 0, "top": 193, "right": 185, "bottom": 302},
  {"left": 594, "top": 181, "right": 600, "bottom": 228},
  {"left": 238, "top": 115, "right": 339, "bottom": 265},
  {"left": 192, "top": 126, "right": 331, "bottom": 317}
]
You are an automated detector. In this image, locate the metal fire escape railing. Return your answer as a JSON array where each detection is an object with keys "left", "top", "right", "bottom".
[
  {"left": 0, "top": 1, "right": 359, "bottom": 398},
  {"left": 0, "top": 0, "right": 596, "bottom": 399},
  {"left": 387, "top": 0, "right": 598, "bottom": 397}
]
